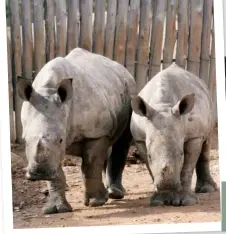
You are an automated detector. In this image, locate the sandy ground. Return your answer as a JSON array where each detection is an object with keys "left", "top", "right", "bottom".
[{"left": 11, "top": 127, "right": 220, "bottom": 229}]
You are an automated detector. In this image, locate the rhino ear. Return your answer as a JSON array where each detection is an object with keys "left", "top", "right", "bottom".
[
  {"left": 131, "top": 96, "right": 154, "bottom": 118},
  {"left": 172, "top": 93, "right": 195, "bottom": 116},
  {"left": 57, "top": 78, "right": 73, "bottom": 103},
  {"left": 17, "top": 76, "right": 33, "bottom": 101}
]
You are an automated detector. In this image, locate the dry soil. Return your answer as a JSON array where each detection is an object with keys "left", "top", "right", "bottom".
[{"left": 11, "top": 127, "right": 220, "bottom": 229}]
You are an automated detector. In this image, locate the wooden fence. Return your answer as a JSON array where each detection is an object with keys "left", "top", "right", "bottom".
[{"left": 7, "top": 0, "right": 216, "bottom": 143}]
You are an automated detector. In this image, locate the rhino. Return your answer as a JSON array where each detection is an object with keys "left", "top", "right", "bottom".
[
  {"left": 17, "top": 48, "right": 137, "bottom": 214},
  {"left": 130, "top": 63, "right": 218, "bottom": 206}
]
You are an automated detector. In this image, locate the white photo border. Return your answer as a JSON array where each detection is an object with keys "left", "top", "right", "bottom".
[{"left": 1, "top": 0, "right": 225, "bottom": 233}]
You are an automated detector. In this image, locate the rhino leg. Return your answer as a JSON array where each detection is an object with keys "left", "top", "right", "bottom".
[
  {"left": 179, "top": 138, "right": 204, "bottom": 205},
  {"left": 150, "top": 138, "right": 202, "bottom": 207},
  {"left": 105, "top": 118, "right": 132, "bottom": 199},
  {"left": 195, "top": 138, "right": 218, "bottom": 193},
  {"left": 82, "top": 137, "right": 109, "bottom": 207},
  {"left": 43, "top": 166, "right": 72, "bottom": 214}
]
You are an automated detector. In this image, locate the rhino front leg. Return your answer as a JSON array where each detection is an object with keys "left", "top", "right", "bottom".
[
  {"left": 195, "top": 138, "right": 218, "bottom": 193},
  {"left": 82, "top": 137, "right": 109, "bottom": 207},
  {"left": 43, "top": 166, "right": 72, "bottom": 214},
  {"left": 180, "top": 138, "right": 205, "bottom": 205}
]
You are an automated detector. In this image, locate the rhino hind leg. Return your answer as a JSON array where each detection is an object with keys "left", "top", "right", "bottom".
[
  {"left": 43, "top": 166, "right": 73, "bottom": 214},
  {"left": 105, "top": 117, "right": 132, "bottom": 200},
  {"left": 82, "top": 137, "right": 109, "bottom": 207},
  {"left": 195, "top": 138, "right": 218, "bottom": 193}
]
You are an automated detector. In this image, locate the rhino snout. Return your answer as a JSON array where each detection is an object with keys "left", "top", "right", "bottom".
[
  {"left": 26, "top": 163, "right": 57, "bottom": 181},
  {"left": 161, "top": 165, "right": 173, "bottom": 178},
  {"left": 154, "top": 164, "right": 181, "bottom": 191}
]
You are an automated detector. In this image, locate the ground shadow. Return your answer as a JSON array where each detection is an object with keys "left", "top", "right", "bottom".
[{"left": 72, "top": 190, "right": 220, "bottom": 220}]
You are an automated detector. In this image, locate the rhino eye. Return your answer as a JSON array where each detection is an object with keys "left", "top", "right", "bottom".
[
  {"left": 58, "top": 87, "right": 67, "bottom": 102},
  {"left": 59, "top": 138, "right": 63, "bottom": 144}
]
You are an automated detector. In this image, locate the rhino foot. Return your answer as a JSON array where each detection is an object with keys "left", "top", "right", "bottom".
[
  {"left": 108, "top": 185, "right": 126, "bottom": 199},
  {"left": 43, "top": 199, "right": 73, "bottom": 214},
  {"left": 150, "top": 190, "right": 199, "bottom": 207},
  {"left": 84, "top": 185, "right": 109, "bottom": 207},
  {"left": 195, "top": 178, "right": 218, "bottom": 193},
  {"left": 85, "top": 197, "right": 108, "bottom": 207}
]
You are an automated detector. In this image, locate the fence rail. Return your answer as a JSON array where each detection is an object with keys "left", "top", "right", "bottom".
[{"left": 6, "top": 0, "right": 216, "bottom": 143}]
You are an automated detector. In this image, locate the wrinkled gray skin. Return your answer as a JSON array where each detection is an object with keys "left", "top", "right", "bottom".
[
  {"left": 130, "top": 63, "right": 218, "bottom": 207},
  {"left": 18, "top": 48, "right": 137, "bottom": 214}
]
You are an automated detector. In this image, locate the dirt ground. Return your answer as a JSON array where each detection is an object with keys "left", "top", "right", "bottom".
[{"left": 11, "top": 126, "right": 220, "bottom": 229}]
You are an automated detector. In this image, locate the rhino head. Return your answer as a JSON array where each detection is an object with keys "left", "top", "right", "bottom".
[
  {"left": 131, "top": 93, "right": 195, "bottom": 191},
  {"left": 17, "top": 76, "right": 73, "bottom": 181}
]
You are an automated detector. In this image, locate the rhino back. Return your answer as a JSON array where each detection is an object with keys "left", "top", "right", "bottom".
[
  {"left": 65, "top": 48, "right": 137, "bottom": 98},
  {"left": 134, "top": 63, "right": 214, "bottom": 140},
  {"left": 64, "top": 48, "right": 137, "bottom": 142}
]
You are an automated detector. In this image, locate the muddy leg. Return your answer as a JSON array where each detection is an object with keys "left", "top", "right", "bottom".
[
  {"left": 180, "top": 138, "right": 205, "bottom": 205},
  {"left": 42, "top": 183, "right": 70, "bottom": 197},
  {"left": 82, "top": 137, "right": 109, "bottom": 207},
  {"left": 43, "top": 166, "right": 72, "bottom": 214},
  {"left": 102, "top": 147, "right": 112, "bottom": 187},
  {"left": 195, "top": 138, "right": 218, "bottom": 193},
  {"left": 105, "top": 119, "right": 132, "bottom": 199}
]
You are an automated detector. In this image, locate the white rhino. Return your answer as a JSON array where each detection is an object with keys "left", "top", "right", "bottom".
[
  {"left": 17, "top": 48, "right": 137, "bottom": 214},
  {"left": 130, "top": 63, "right": 217, "bottom": 206}
]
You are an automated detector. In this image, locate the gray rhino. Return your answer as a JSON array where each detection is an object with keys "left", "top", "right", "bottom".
[
  {"left": 17, "top": 48, "right": 137, "bottom": 214},
  {"left": 130, "top": 63, "right": 217, "bottom": 206}
]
